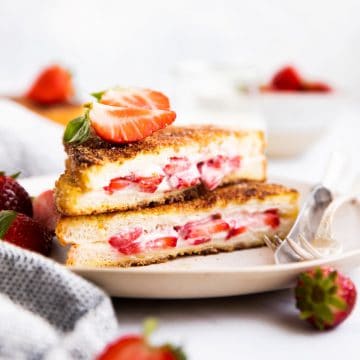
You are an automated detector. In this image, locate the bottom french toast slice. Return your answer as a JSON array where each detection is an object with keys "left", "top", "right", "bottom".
[{"left": 56, "top": 182, "right": 299, "bottom": 267}]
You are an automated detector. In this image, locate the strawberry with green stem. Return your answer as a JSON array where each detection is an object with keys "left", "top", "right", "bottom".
[
  {"left": 295, "top": 267, "right": 357, "bottom": 330},
  {"left": 97, "top": 318, "right": 186, "bottom": 360}
]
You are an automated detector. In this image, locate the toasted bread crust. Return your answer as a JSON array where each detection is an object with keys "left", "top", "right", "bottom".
[
  {"left": 64, "top": 125, "right": 265, "bottom": 169},
  {"left": 56, "top": 181, "right": 299, "bottom": 239},
  {"left": 66, "top": 241, "right": 267, "bottom": 267}
]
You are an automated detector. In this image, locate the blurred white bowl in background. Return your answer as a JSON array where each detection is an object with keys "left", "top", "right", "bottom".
[{"left": 258, "top": 93, "right": 346, "bottom": 157}]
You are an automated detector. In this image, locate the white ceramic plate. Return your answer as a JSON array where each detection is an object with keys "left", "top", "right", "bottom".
[{"left": 20, "top": 175, "right": 360, "bottom": 299}]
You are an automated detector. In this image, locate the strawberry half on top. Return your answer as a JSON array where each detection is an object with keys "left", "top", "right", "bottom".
[
  {"left": 295, "top": 267, "right": 357, "bottom": 330},
  {"left": 63, "top": 87, "right": 176, "bottom": 144}
]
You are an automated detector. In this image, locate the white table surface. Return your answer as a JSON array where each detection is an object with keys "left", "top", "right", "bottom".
[{"left": 112, "top": 113, "right": 360, "bottom": 360}]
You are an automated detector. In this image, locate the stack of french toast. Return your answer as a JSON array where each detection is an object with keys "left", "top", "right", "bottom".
[{"left": 55, "top": 87, "right": 299, "bottom": 267}]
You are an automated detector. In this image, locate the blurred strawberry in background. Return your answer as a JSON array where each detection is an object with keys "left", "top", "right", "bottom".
[
  {"left": 9, "top": 64, "right": 84, "bottom": 125},
  {"left": 26, "top": 64, "right": 74, "bottom": 105},
  {"left": 261, "top": 65, "right": 332, "bottom": 93}
]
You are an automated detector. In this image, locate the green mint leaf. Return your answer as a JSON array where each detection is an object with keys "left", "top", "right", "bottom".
[
  {"left": 63, "top": 113, "right": 90, "bottom": 144},
  {"left": 0, "top": 210, "right": 17, "bottom": 238},
  {"left": 91, "top": 90, "right": 105, "bottom": 102}
]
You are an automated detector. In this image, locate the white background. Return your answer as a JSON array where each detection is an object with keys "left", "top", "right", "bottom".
[{"left": 1, "top": 0, "right": 360, "bottom": 97}]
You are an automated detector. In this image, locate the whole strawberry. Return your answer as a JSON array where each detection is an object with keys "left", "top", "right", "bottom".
[
  {"left": 295, "top": 267, "right": 357, "bottom": 330},
  {"left": 271, "top": 66, "right": 303, "bottom": 91},
  {"left": 0, "top": 210, "right": 52, "bottom": 256},
  {"left": 26, "top": 64, "right": 74, "bottom": 105},
  {"left": 33, "top": 189, "right": 60, "bottom": 232},
  {"left": 97, "top": 318, "right": 186, "bottom": 360},
  {"left": 0, "top": 172, "right": 33, "bottom": 217}
]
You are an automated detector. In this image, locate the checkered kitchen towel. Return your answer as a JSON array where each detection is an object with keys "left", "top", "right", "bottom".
[{"left": 0, "top": 241, "right": 118, "bottom": 360}]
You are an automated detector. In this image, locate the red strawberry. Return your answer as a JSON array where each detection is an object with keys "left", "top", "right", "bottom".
[
  {"left": 164, "top": 157, "right": 200, "bottom": 190},
  {"left": 264, "top": 209, "right": 280, "bottom": 229},
  {"left": 176, "top": 214, "right": 229, "bottom": 241},
  {"left": 134, "top": 175, "right": 164, "bottom": 193},
  {"left": 0, "top": 172, "right": 33, "bottom": 217},
  {"left": 32, "top": 189, "right": 60, "bottom": 232},
  {"left": 146, "top": 237, "right": 177, "bottom": 250},
  {"left": 163, "top": 157, "right": 191, "bottom": 176},
  {"left": 104, "top": 178, "right": 132, "bottom": 194},
  {"left": 197, "top": 156, "right": 241, "bottom": 191},
  {"left": 295, "top": 267, "right": 357, "bottom": 330},
  {"left": 97, "top": 319, "right": 185, "bottom": 360},
  {"left": 100, "top": 88, "right": 171, "bottom": 110},
  {"left": 302, "top": 81, "right": 332, "bottom": 92},
  {"left": 226, "top": 226, "right": 247, "bottom": 240},
  {"left": 109, "top": 227, "right": 143, "bottom": 255},
  {"left": 89, "top": 103, "right": 176, "bottom": 143},
  {"left": 271, "top": 66, "right": 303, "bottom": 91},
  {"left": 26, "top": 64, "right": 74, "bottom": 105},
  {"left": 0, "top": 210, "right": 52, "bottom": 256},
  {"left": 104, "top": 175, "right": 164, "bottom": 194}
]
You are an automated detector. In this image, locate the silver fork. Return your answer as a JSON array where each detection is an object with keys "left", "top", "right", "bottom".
[
  {"left": 265, "top": 151, "right": 358, "bottom": 264},
  {"left": 264, "top": 185, "right": 333, "bottom": 263}
]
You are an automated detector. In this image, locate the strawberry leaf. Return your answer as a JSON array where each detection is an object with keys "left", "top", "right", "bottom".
[
  {"left": 91, "top": 90, "right": 105, "bottom": 102},
  {"left": 63, "top": 113, "right": 90, "bottom": 144},
  {"left": 10, "top": 172, "right": 21, "bottom": 179},
  {"left": 0, "top": 171, "right": 20, "bottom": 179},
  {"left": 329, "top": 296, "right": 347, "bottom": 310},
  {"left": 166, "top": 344, "right": 187, "bottom": 360},
  {"left": 0, "top": 210, "right": 17, "bottom": 238}
]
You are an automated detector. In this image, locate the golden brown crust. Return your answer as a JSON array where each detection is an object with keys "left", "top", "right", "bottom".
[
  {"left": 66, "top": 240, "right": 266, "bottom": 267},
  {"left": 64, "top": 125, "right": 264, "bottom": 169},
  {"left": 57, "top": 181, "right": 298, "bottom": 232}
]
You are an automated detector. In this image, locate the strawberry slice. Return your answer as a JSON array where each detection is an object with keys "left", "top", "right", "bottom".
[
  {"left": 163, "top": 157, "right": 191, "bottom": 175},
  {"left": 226, "top": 226, "right": 247, "bottom": 240},
  {"left": 164, "top": 157, "right": 201, "bottom": 190},
  {"left": 100, "top": 88, "right": 171, "bottom": 110},
  {"left": 134, "top": 175, "right": 164, "bottom": 193},
  {"left": 103, "top": 178, "right": 131, "bottom": 194},
  {"left": 109, "top": 227, "right": 143, "bottom": 255},
  {"left": 198, "top": 155, "right": 241, "bottom": 190},
  {"left": 145, "top": 236, "right": 177, "bottom": 250},
  {"left": 176, "top": 214, "right": 229, "bottom": 240},
  {"left": 104, "top": 174, "right": 164, "bottom": 194},
  {"left": 26, "top": 64, "right": 74, "bottom": 105},
  {"left": 89, "top": 103, "right": 176, "bottom": 143},
  {"left": 264, "top": 209, "right": 280, "bottom": 229}
]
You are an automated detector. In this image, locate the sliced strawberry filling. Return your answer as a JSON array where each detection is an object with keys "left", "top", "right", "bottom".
[
  {"left": 104, "top": 154, "right": 241, "bottom": 194},
  {"left": 104, "top": 174, "right": 164, "bottom": 194},
  {"left": 175, "top": 214, "right": 230, "bottom": 245},
  {"left": 109, "top": 227, "right": 143, "bottom": 255},
  {"left": 109, "top": 228, "right": 178, "bottom": 255},
  {"left": 109, "top": 209, "right": 280, "bottom": 255},
  {"left": 163, "top": 157, "right": 201, "bottom": 190},
  {"left": 197, "top": 155, "right": 241, "bottom": 190}
]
